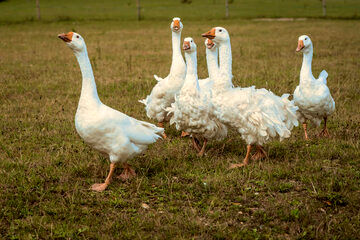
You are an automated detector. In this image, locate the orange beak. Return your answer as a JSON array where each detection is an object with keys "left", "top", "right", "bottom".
[
  {"left": 58, "top": 32, "right": 73, "bottom": 42},
  {"left": 183, "top": 41, "right": 190, "bottom": 50},
  {"left": 202, "top": 28, "right": 216, "bottom": 39},
  {"left": 206, "top": 39, "right": 215, "bottom": 49},
  {"left": 296, "top": 40, "right": 304, "bottom": 52},
  {"left": 173, "top": 20, "right": 180, "bottom": 31}
]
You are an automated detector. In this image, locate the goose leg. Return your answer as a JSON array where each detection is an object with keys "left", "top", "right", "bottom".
[
  {"left": 220, "top": 138, "right": 232, "bottom": 153},
  {"left": 252, "top": 145, "right": 267, "bottom": 161},
  {"left": 192, "top": 136, "right": 202, "bottom": 152},
  {"left": 158, "top": 122, "right": 167, "bottom": 139},
  {"left": 118, "top": 162, "right": 136, "bottom": 181},
  {"left": 198, "top": 139, "right": 208, "bottom": 157},
  {"left": 319, "top": 117, "right": 330, "bottom": 137},
  {"left": 229, "top": 145, "right": 252, "bottom": 169},
  {"left": 181, "top": 131, "right": 190, "bottom": 137},
  {"left": 91, "top": 162, "right": 116, "bottom": 192},
  {"left": 303, "top": 122, "right": 309, "bottom": 140}
]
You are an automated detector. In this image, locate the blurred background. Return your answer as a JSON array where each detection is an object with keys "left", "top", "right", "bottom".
[{"left": 0, "top": 0, "right": 359, "bottom": 23}]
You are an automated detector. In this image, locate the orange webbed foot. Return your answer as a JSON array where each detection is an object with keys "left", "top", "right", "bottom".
[
  {"left": 252, "top": 146, "right": 267, "bottom": 161},
  {"left": 117, "top": 164, "right": 136, "bottom": 181},
  {"left": 319, "top": 128, "right": 330, "bottom": 138},
  {"left": 91, "top": 183, "right": 108, "bottom": 192},
  {"left": 181, "top": 131, "right": 190, "bottom": 137},
  {"left": 229, "top": 163, "right": 247, "bottom": 169}
]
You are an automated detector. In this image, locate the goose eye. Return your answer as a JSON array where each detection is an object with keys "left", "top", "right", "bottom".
[
  {"left": 76, "top": 35, "right": 79, "bottom": 38},
  {"left": 219, "top": 29, "right": 222, "bottom": 32},
  {"left": 305, "top": 38, "right": 307, "bottom": 40}
]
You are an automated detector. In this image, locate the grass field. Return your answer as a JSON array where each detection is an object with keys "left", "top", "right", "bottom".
[
  {"left": 1, "top": 0, "right": 360, "bottom": 239},
  {"left": 1, "top": 0, "right": 360, "bottom": 23}
]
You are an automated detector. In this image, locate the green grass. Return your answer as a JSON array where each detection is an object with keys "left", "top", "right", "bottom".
[
  {"left": 0, "top": 0, "right": 360, "bottom": 23},
  {"left": 1, "top": 1, "right": 360, "bottom": 239}
]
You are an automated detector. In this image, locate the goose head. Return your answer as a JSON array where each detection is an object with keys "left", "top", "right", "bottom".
[
  {"left": 296, "top": 35, "right": 312, "bottom": 53},
  {"left": 205, "top": 38, "right": 216, "bottom": 51},
  {"left": 171, "top": 17, "right": 183, "bottom": 33},
  {"left": 58, "top": 32, "right": 85, "bottom": 53},
  {"left": 202, "top": 27, "right": 229, "bottom": 44},
  {"left": 183, "top": 37, "right": 196, "bottom": 53}
]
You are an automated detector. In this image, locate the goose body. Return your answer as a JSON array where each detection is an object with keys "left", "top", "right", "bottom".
[
  {"left": 198, "top": 77, "right": 213, "bottom": 92},
  {"left": 211, "top": 87, "right": 298, "bottom": 145},
  {"left": 139, "top": 18, "right": 186, "bottom": 135},
  {"left": 293, "top": 35, "right": 335, "bottom": 139},
  {"left": 202, "top": 27, "right": 298, "bottom": 167},
  {"left": 58, "top": 32, "right": 163, "bottom": 192},
  {"left": 75, "top": 104, "right": 163, "bottom": 160},
  {"left": 167, "top": 38, "right": 227, "bottom": 155}
]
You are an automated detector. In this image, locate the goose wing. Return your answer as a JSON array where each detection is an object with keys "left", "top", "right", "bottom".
[{"left": 101, "top": 106, "right": 164, "bottom": 145}]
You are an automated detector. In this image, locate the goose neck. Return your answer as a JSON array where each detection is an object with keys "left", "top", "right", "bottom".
[
  {"left": 219, "top": 39, "right": 232, "bottom": 78},
  {"left": 182, "top": 51, "right": 199, "bottom": 91},
  {"left": 214, "top": 39, "right": 233, "bottom": 91},
  {"left": 170, "top": 31, "right": 185, "bottom": 75},
  {"left": 171, "top": 31, "right": 182, "bottom": 56},
  {"left": 206, "top": 48, "right": 219, "bottom": 80},
  {"left": 300, "top": 46, "right": 314, "bottom": 84},
  {"left": 74, "top": 48, "right": 101, "bottom": 106},
  {"left": 185, "top": 51, "right": 198, "bottom": 77}
]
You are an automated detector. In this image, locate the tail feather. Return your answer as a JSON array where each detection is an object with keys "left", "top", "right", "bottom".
[
  {"left": 138, "top": 99, "right": 146, "bottom": 106},
  {"left": 139, "top": 121, "right": 164, "bottom": 137},
  {"left": 154, "top": 74, "right": 163, "bottom": 82},
  {"left": 318, "top": 70, "right": 328, "bottom": 84},
  {"left": 280, "top": 94, "right": 299, "bottom": 130},
  {"left": 138, "top": 94, "right": 150, "bottom": 106},
  {"left": 126, "top": 119, "right": 164, "bottom": 145}
]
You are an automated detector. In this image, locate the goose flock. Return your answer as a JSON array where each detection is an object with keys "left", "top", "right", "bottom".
[{"left": 58, "top": 17, "right": 335, "bottom": 192}]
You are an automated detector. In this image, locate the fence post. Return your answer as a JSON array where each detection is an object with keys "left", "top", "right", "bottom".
[
  {"left": 322, "top": 0, "right": 326, "bottom": 17},
  {"left": 225, "top": 0, "right": 229, "bottom": 18},
  {"left": 136, "top": 0, "right": 141, "bottom": 21},
  {"left": 36, "top": 0, "right": 41, "bottom": 20}
]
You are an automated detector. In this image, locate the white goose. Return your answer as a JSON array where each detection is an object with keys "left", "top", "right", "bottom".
[
  {"left": 202, "top": 27, "right": 299, "bottom": 168},
  {"left": 58, "top": 32, "right": 164, "bottom": 192},
  {"left": 294, "top": 35, "right": 335, "bottom": 139},
  {"left": 180, "top": 38, "right": 218, "bottom": 139},
  {"left": 167, "top": 38, "right": 227, "bottom": 156},
  {"left": 139, "top": 17, "right": 186, "bottom": 138}
]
